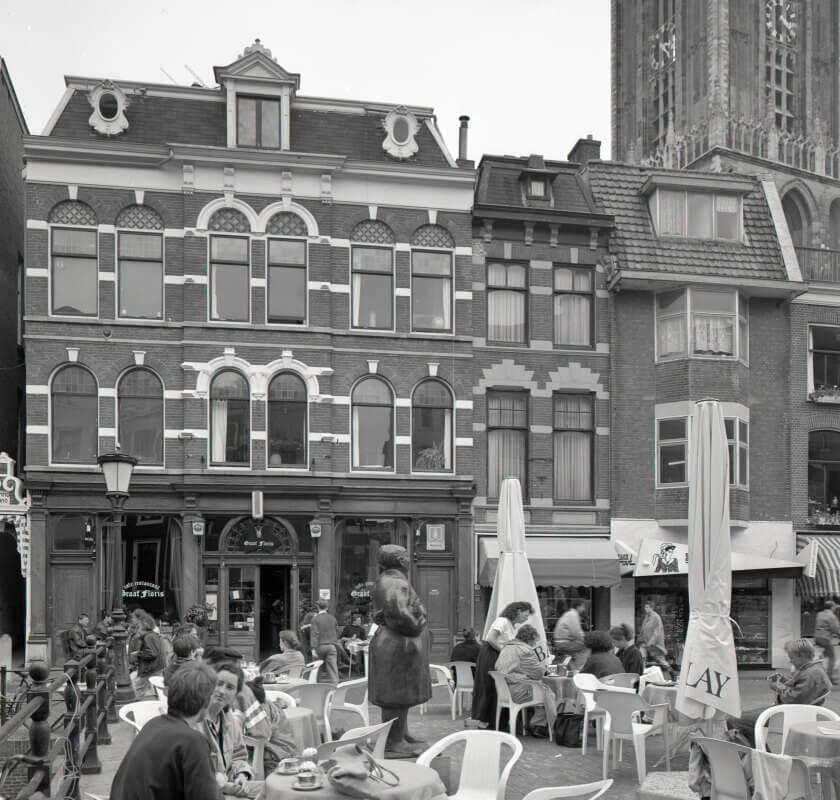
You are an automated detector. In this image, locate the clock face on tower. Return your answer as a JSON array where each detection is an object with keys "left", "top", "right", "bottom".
[
  {"left": 650, "top": 20, "right": 676, "bottom": 71},
  {"left": 766, "top": 0, "right": 796, "bottom": 44}
]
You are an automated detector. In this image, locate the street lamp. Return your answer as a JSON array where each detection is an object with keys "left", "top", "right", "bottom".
[{"left": 97, "top": 449, "right": 137, "bottom": 701}]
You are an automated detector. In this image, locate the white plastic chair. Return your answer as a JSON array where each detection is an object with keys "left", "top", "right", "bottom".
[
  {"left": 488, "top": 670, "right": 553, "bottom": 742},
  {"left": 148, "top": 675, "right": 166, "bottom": 700},
  {"left": 265, "top": 689, "right": 297, "bottom": 708},
  {"left": 520, "top": 780, "right": 614, "bottom": 800},
  {"left": 572, "top": 673, "right": 608, "bottom": 754},
  {"left": 302, "top": 659, "right": 324, "bottom": 683},
  {"left": 417, "top": 730, "right": 523, "bottom": 800},
  {"left": 340, "top": 719, "right": 394, "bottom": 759},
  {"left": 601, "top": 672, "right": 639, "bottom": 690},
  {"left": 446, "top": 661, "right": 475, "bottom": 720},
  {"left": 243, "top": 734, "right": 266, "bottom": 780},
  {"left": 420, "top": 664, "right": 455, "bottom": 714},
  {"left": 754, "top": 703, "right": 840, "bottom": 753},
  {"left": 637, "top": 666, "right": 667, "bottom": 694},
  {"left": 118, "top": 700, "right": 165, "bottom": 734},
  {"left": 287, "top": 682, "right": 336, "bottom": 741},
  {"left": 594, "top": 689, "right": 670, "bottom": 783},
  {"left": 330, "top": 677, "right": 369, "bottom": 727}
]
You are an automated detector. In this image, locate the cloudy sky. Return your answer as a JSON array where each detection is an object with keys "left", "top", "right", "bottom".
[{"left": 1, "top": 0, "right": 611, "bottom": 163}]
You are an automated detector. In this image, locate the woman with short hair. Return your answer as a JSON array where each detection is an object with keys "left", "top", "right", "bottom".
[{"left": 258, "top": 630, "right": 305, "bottom": 676}]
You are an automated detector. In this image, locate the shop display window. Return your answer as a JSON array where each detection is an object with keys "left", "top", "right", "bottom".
[
  {"left": 537, "top": 585, "right": 593, "bottom": 634},
  {"left": 228, "top": 566, "right": 256, "bottom": 632}
]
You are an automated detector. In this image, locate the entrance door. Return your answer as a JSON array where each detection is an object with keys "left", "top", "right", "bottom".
[
  {"left": 260, "top": 566, "right": 291, "bottom": 659},
  {"left": 415, "top": 566, "right": 455, "bottom": 662},
  {"left": 51, "top": 563, "right": 94, "bottom": 660}
]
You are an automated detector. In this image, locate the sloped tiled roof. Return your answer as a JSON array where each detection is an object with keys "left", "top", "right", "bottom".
[
  {"left": 584, "top": 162, "right": 788, "bottom": 282},
  {"left": 48, "top": 88, "right": 453, "bottom": 168},
  {"left": 475, "top": 156, "right": 604, "bottom": 217}
]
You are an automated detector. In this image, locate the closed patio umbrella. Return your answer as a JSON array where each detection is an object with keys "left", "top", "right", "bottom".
[
  {"left": 675, "top": 399, "right": 741, "bottom": 720},
  {"left": 483, "top": 477, "right": 549, "bottom": 661}
]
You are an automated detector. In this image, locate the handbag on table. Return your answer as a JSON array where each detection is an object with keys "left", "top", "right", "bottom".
[{"left": 320, "top": 743, "right": 400, "bottom": 799}]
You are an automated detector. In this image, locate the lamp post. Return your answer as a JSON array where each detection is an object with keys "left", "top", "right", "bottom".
[{"left": 97, "top": 450, "right": 137, "bottom": 701}]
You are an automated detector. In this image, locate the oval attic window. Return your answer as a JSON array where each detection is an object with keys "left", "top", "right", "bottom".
[
  {"left": 98, "top": 92, "right": 119, "bottom": 121},
  {"left": 392, "top": 116, "right": 410, "bottom": 145}
]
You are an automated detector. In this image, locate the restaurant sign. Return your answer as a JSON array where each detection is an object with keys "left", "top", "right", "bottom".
[{"left": 122, "top": 581, "right": 165, "bottom": 599}]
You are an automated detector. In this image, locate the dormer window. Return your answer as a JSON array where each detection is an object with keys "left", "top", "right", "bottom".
[
  {"left": 527, "top": 178, "right": 547, "bottom": 199},
  {"left": 649, "top": 188, "right": 742, "bottom": 241},
  {"left": 87, "top": 81, "right": 129, "bottom": 136},
  {"left": 237, "top": 96, "right": 280, "bottom": 148}
]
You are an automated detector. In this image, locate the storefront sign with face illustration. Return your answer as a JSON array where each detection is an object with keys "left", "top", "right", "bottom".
[{"left": 634, "top": 539, "right": 689, "bottom": 576}]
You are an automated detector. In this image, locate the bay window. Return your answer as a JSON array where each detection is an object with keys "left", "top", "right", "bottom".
[
  {"left": 487, "top": 391, "right": 528, "bottom": 500},
  {"left": 811, "top": 326, "right": 840, "bottom": 390}
]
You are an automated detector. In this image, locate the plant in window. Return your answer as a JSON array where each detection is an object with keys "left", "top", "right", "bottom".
[
  {"left": 810, "top": 385, "right": 840, "bottom": 404},
  {"left": 414, "top": 441, "right": 446, "bottom": 470},
  {"left": 184, "top": 602, "right": 214, "bottom": 628}
]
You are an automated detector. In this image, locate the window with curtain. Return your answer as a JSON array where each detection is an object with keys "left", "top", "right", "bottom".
[
  {"left": 268, "top": 372, "right": 307, "bottom": 467},
  {"left": 411, "top": 251, "right": 452, "bottom": 332},
  {"left": 237, "top": 96, "right": 280, "bottom": 148},
  {"left": 487, "top": 391, "right": 528, "bottom": 500},
  {"left": 118, "top": 369, "right": 163, "bottom": 465},
  {"left": 411, "top": 379, "right": 453, "bottom": 472},
  {"left": 487, "top": 262, "right": 527, "bottom": 344},
  {"left": 554, "top": 267, "right": 593, "bottom": 347},
  {"left": 52, "top": 365, "right": 98, "bottom": 464},
  {"left": 553, "top": 393, "right": 594, "bottom": 500},
  {"left": 267, "top": 238, "right": 306, "bottom": 324},
  {"left": 210, "top": 370, "right": 250, "bottom": 465},
  {"left": 658, "top": 417, "right": 687, "bottom": 485},
  {"left": 656, "top": 288, "right": 745, "bottom": 360},
  {"left": 650, "top": 189, "right": 742, "bottom": 240},
  {"left": 351, "top": 377, "right": 394, "bottom": 469},
  {"left": 118, "top": 232, "right": 163, "bottom": 319},
  {"left": 351, "top": 247, "right": 393, "bottom": 329},
  {"left": 210, "top": 236, "right": 249, "bottom": 322},
  {"left": 51, "top": 227, "right": 98, "bottom": 316}
]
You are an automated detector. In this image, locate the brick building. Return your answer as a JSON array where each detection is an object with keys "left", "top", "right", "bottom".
[
  {"left": 584, "top": 160, "right": 805, "bottom": 668},
  {"left": 611, "top": 0, "right": 840, "bottom": 641},
  {"left": 0, "top": 55, "right": 27, "bottom": 654},
  {"left": 22, "top": 41, "right": 475, "bottom": 664},
  {"left": 471, "top": 141, "right": 617, "bottom": 635}
]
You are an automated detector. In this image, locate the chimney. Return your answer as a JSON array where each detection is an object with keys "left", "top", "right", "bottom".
[
  {"left": 457, "top": 115, "right": 474, "bottom": 168},
  {"left": 567, "top": 134, "right": 602, "bottom": 164}
]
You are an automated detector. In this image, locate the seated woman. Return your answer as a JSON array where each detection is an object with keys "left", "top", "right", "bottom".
[
  {"left": 580, "top": 630, "right": 624, "bottom": 679},
  {"left": 494, "top": 624, "right": 556, "bottom": 738},
  {"left": 609, "top": 624, "right": 645, "bottom": 676},
  {"left": 244, "top": 678, "right": 297, "bottom": 774},
  {"left": 727, "top": 638, "right": 833, "bottom": 747},
  {"left": 258, "top": 630, "right": 306, "bottom": 676}
]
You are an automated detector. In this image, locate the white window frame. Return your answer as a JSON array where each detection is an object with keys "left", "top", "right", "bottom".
[
  {"left": 649, "top": 188, "right": 743, "bottom": 242},
  {"left": 116, "top": 230, "right": 164, "bottom": 321},
  {"left": 410, "top": 248, "right": 453, "bottom": 333},
  {"left": 50, "top": 225, "right": 99, "bottom": 318},
  {"left": 208, "top": 234, "right": 251, "bottom": 324},
  {"left": 266, "top": 237, "right": 308, "bottom": 326},
  {"left": 350, "top": 245, "right": 394, "bottom": 332}
]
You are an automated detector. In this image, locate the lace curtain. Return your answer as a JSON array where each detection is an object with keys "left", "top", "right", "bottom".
[
  {"left": 211, "top": 400, "right": 228, "bottom": 462},
  {"left": 488, "top": 290, "right": 525, "bottom": 342},
  {"left": 488, "top": 430, "right": 526, "bottom": 499},
  {"left": 694, "top": 317, "right": 734, "bottom": 355},
  {"left": 554, "top": 431, "right": 591, "bottom": 500}
]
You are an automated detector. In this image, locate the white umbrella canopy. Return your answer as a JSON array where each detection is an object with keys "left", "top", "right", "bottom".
[
  {"left": 675, "top": 399, "right": 741, "bottom": 720},
  {"left": 483, "top": 477, "right": 550, "bottom": 662}
]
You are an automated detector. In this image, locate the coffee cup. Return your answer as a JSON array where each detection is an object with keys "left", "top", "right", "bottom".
[
  {"left": 297, "top": 771, "right": 318, "bottom": 786},
  {"left": 280, "top": 757, "right": 300, "bottom": 772}
]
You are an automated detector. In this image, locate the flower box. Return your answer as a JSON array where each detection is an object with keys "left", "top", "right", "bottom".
[{"left": 809, "top": 387, "right": 840, "bottom": 404}]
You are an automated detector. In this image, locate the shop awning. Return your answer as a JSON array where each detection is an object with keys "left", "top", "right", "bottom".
[
  {"left": 630, "top": 538, "right": 804, "bottom": 578},
  {"left": 477, "top": 537, "right": 621, "bottom": 587},
  {"left": 796, "top": 534, "right": 840, "bottom": 597}
]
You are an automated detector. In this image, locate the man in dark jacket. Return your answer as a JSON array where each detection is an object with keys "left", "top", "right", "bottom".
[
  {"left": 610, "top": 624, "right": 645, "bottom": 675},
  {"left": 369, "top": 544, "right": 432, "bottom": 758},
  {"left": 110, "top": 661, "right": 222, "bottom": 800},
  {"left": 450, "top": 629, "right": 481, "bottom": 663},
  {"left": 66, "top": 613, "right": 90, "bottom": 658}
]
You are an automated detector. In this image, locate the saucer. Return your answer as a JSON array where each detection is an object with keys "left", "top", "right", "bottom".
[
  {"left": 291, "top": 779, "right": 323, "bottom": 791},
  {"left": 276, "top": 765, "right": 301, "bottom": 775}
]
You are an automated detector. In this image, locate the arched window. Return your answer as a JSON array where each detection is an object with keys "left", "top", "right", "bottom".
[
  {"left": 782, "top": 190, "right": 809, "bottom": 247},
  {"left": 412, "top": 380, "right": 452, "bottom": 472},
  {"left": 48, "top": 201, "right": 98, "bottom": 317},
  {"left": 268, "top": 373, "right": 307, "bottom": 468},
  {"left": 208, "top": 208, "right": 251, "bottom": 322},
  {"left": 52, "top": 365, "right": 98, "bottom": 464},
  {"left": 210, "top": 370, "right": 250, "bottom": 465},
  {"left": 351, "top": 377, "right": 393, "bottom": 469},
  {"left": 809, "top": 430, "right": 840, "bottom": 514},
  {"left": 118, "top": 369, "right": 164, "bottom": 465}
]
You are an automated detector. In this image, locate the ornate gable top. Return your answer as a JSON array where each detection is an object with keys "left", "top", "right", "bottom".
[{"left": 213, "top": 40, "right": 301, "bottom": 91}]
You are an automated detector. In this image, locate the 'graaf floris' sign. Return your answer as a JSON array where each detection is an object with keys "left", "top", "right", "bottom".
[{"left": 122, "top": 581, "right": 165, "bottom": 599}]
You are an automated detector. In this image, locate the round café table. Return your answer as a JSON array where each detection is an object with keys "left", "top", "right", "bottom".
[
  {"left": 264, "top": 760, "right": 446, "bottom": 800},
  {"left": 784, "top": 720, "right": 840, "bottom": 759},
  {"left": 264, "top": 678, "right": 309, "bottom": 691},
  {"left": 284, "top": 706, "right": 320, "bottom": 751}
]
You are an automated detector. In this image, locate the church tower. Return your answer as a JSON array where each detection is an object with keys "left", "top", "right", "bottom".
[{"left": 612, "top": 0, "right": 840, "bottom": 185}]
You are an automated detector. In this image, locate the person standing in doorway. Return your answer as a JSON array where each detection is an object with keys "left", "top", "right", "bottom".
[
  {"left": 815, "top": 599, "right": 840, "bottom": 684},
  {"left": 309, "top": 599, "right": 340, "bottom": 684}
]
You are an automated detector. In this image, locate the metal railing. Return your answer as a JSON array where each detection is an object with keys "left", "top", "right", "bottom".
[
  {"left": 0, "top": 636, "right": 116, "bottom": 800},
  {"left": 796, "top": 247, "right": 840, "bottom": 283}
]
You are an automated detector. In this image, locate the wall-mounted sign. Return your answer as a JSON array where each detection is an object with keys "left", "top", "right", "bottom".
[
  {"left": 122, "top": 581, "right": 165, "bottom": 599},
  {"left": 319, "top": 589, "right": 331, "bottom": 601},
  {"left": 192, "top": 520, "right": 205, "bottom": 536},
  {"left": 426, "top": 524, "right": 445, "bottom": 551}
]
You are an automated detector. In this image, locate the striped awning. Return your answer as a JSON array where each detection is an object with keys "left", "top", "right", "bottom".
[{"left": 796, "top": 534, "right": 840, "bottom": 597}]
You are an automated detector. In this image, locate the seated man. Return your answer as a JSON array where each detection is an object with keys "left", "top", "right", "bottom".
[
  {"left": 727, "top": 638, "right": 832, "bottom": 747},
  {"left": 450, "top": 628, "right": 481, "bottom": 663},
  {"left": 494, "top": 624, "right": 556, "bottom": 738},
  {"left": 66, "top": 613, "right": 90, "bottom": 659},
  {"left": 202, "top": 662, "right": 257, "bottom": 792},
  {"left": 111, "top": 661, "right": 223, "bottom": 800}
]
